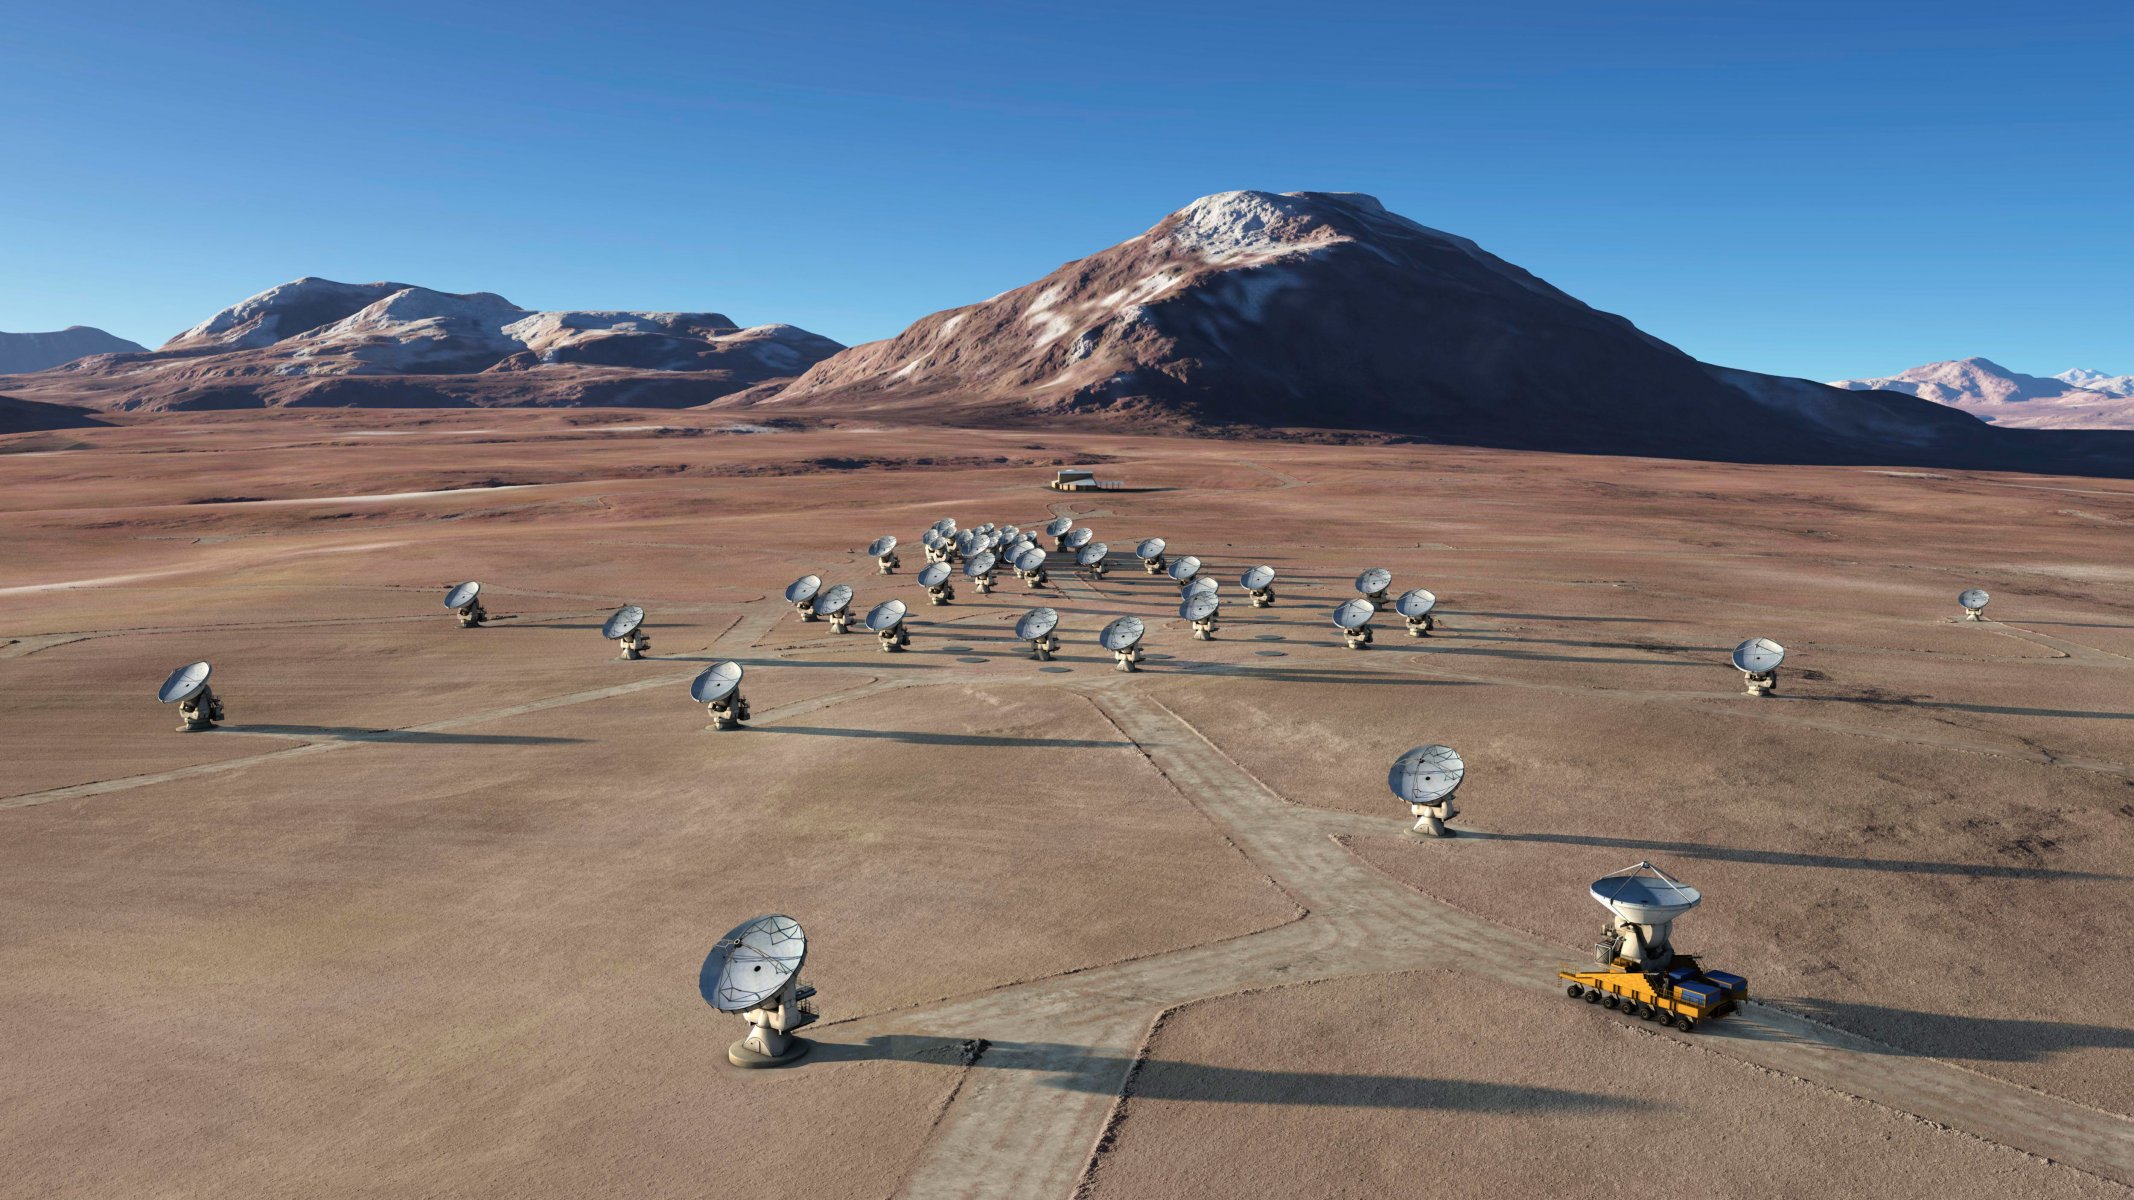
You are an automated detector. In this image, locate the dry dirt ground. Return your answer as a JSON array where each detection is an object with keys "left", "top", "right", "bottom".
[{"left": 2, "top": 409, "right": 2130, "bottom": 1198}]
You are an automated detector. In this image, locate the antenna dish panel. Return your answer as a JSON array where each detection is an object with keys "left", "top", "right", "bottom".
[
  {"left": 918, "top": 562, "right": 952, "bottom": 588},
  {"left": 1064, "top": 527, "right": 1094, "bottom": 549},
  {"left": 1388, "top": 744, "right": 1465, "bottom": 804},
  {"left": 1356, "top": 567, "right": 1392, "bottom": 594},
  {"left": 1014, "top": 547, "right": 1047, "bottom": 571},
  {"left": 1045, "top": 517, "right": 1073, "bottom": 536},
  {"left": 1590, "top": 862, "right": 1702, "bottom": 926},
  {"left": 975, "top": 523, "right": 995, "bottom": 535},
  {"left": 703, "top": 914, "right": 808, "bottom": 1012},
  {"left": 1959, "top": 588, "right": 1990, "bottom": 611},
  {"left": 1016, "top": 607, "right": 1060, "bottom": 641},
  {"left": 1179, "top": 591, "right": 1219, "bottom": 622},
  {"left": 602, "top": 605, "right": 646, "bottom": 640},
  {"left": 1395, "top": 588, "right": 1438, "bottom": 618},
  {"left": 999, "top": 525, "right": 1020, "bottom": 542},
  {"left": 785, "top": 575, "right": 822, "bottom": 604},
  {"left": 812, "top": 584, "right": 853, "bottom": 616},
  {"left": 865, "top": 599, "right": 907, "bottom": 631},
  {"left": 444, "top": 581, "right": 481, "bottom": 609},
  {"left": 867, "top": 535, "right": 897, "bottom": 557},
  {"left": 157, "top": 660, "right": 212, "bottom": 704},
  {"left": 1731, "top": 637, "right": 1785, "bottom": 673},
  {"left": 964, "top": 551, "right": 997, "bottom": 577},
  {"left": 690, "top": 660, "right": 744, "bottom": 703},
  {"left": 1135, "top": 537, "right": 1167, "bottom": 561},
  {"left": 1334, "top": 599, "right": 1376, "bottom": 629},
  {"left": 1167, "top": 555, "right": 1202, "bottom": 581},
  {"left": 1076, "top": 542, "right": 1109, "bottom": 566},
  {"left": 1186, "top": 577, "right": 1218, "bottom": 595},
  {"left": 931, "top": 518, "right": 956, "bottom": 535},
  {"left": 1100, "top": 615, "right": 1146, "bottom": 651},
  {"left": 1241, "top": 565, "right": 1276, "bottom": 591}
]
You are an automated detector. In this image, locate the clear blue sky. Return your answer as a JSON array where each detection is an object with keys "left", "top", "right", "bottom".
[{"left": 2, "top": 0, "right": 2126, "bottom": 381}]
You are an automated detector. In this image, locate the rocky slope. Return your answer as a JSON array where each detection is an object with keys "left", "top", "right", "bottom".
[
  {"left": 0, "top": 279, "right": 843, "bottom": 411},
  {"left": 1830, "top": 358, "right": 2134, "bottom": 430},
  {"left": 0, "top": 326, "right": 145, "bottom": 375},
  {"left": 723, "top": 191, "right": 2125, "bottom": 469}
]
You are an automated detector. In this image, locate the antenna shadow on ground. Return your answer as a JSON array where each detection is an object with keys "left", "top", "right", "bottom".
[
  {"left": 754, "top": 726, "right": 1136, "bottom": 749},
  {"left": 222, "top": 724, "right": 584, "bottom": 746},
  {"left": 1752, "top": 1000, "right": 2134, "bottom": 1062},
  {"left": 1810, "top": 695, "right": 2134, "bottom": 721},
  {"left": 1457, "top": 830, "right": 2122, "bottom": 882}
]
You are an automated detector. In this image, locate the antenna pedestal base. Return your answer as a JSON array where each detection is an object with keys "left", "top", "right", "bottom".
[
  {"left": 1144, "top": 558, "right": 1166, "bottom": 575},
  {"left": 794, "top": 602, "right": 817, "bottom": 622},
  {"left": 617, "top": 632, "right": 650, "bottom": 660},
  {"left": 456, "top": 603, "right": 486, "bottom": 628},
  {"left": 709, "top": 696, "right": 749, "bottom": 730},
  {"left": 1192, "top": 618, "right": 1217, "bottom": 641},
  {"left": 728, "top": 1033, "right": 810, "bottom": 1068},
  {"left": 975, "top": 578, "right": 994, "bottom": 594},
  {"left": 1114, "top": 648, "right": 1141, "bottom": 672},
  {"left": 1344, "top": 627, "right": 1373, "bottom": 651},
  {"left": 1087, "top": 564, "right": 1107, "bottom": 579},
  {"left": 1963, "top": 609, "right": 1985, "bottom": 621},
  {"left": 1406, "top": 614, "right": 1435, "bottom": 638},
  {"left": 1031, "top": 635, "right": 1058, "bottom": 661},
  {"left": 1023, "top": 570, "right": 1047, "bottom": 589},
  {"left": 1741, "top": 670, "right": 1776, "bottom": 696},
  {"left": 1365, "top": 589, "right": 1391, "bottom": 611},
  {"left": 928, "top": 586, "right": 953, "bottom": 606},
  {"left": 176, "top": 689, "right": 224, "bottom": 732},
  {"left": 829, "top": 612, "right": 851, "bottom": 634},
  {"left": 1409, "top": 802, "right": 1455, "bottom": 836},
  {"left": 878, "top": 631, "right": 907, "bottom": 653},
  {"left": 1250, "top": 589, "right": 1274, "bottom": 608}
]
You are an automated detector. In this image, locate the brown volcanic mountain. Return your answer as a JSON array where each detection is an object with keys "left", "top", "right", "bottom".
[
  {"left": 0, "top": 278, "right": 843, "bottom": 412},
  {"left": 725, "top": 191, "right": 2130, "bottom": 471}
]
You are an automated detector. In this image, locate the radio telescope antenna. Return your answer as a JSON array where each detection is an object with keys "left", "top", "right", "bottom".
[
  {"left": 1730, "top": 637, "right": 1784, "bottom": 696},
  {"left": 963, "top": 549, "right": 998, "bottom": 594},
  {"left": 1395, "top": 588, "right": 1438, "bottom": 638},
  {"left": 702, "top": 914, "right": 818, "bottom": 1067},
  {"left": 866, "top": 598, "right": 911, "bottom": 653},
  {"left": 1017, "top": 607, "right": 1062, "bottom": 661},
  {"left": 1063, "top": 526, "right": 1095, "bottom": 551},
  {"left": 602, "top": 604, "right": 652, "bottom": 660},
  {"left": 1076, "top": 541, "right": 1110, "bottom": 579},
  {"left": 1241, "top": 565, "right": 1277, "bottom": 608},
  {"left": 1045, "top": 516, "right": 1074, "bottom": 549},
  {"left": 931, "top": 518, "right": 957, "bottom": 536},
  {"left": 1013, "top": 546, "right": 1050, "bottom": 590},
  {"left": 1135, "top": 537, "right": 1168, "bottom": 575},
  {"left": 1180, "top": 589, "right": 1220, "bottom": 640},
  {"left": 1334, "top": 598, "right": 1377, "bottom": 650},
  {"left": 919, "top": 560, "right": 956, "bottom": 606},
  {"left": 1389, "top": 744, "right": 1464, "bottom": 835},
  {"left": 1101, "top": 615, "right": 1146, "bottom": 672},
  {"left": 690, "top": 660, "right": 750, "bottom": 730},
  {"left": 1590, "top": 862, "right": 1701, "bottom": 970},
  {"left": 813, "top": 583, "right": 855, "bottom": 633},
  {"left": 444, "top": 581, "right": 487, "bottom": 628},
  {"left": 1355, "top": 567, "right": 1394, "bottom": 611},
  {"left": 1958, "top": 588, "right": 1990, "bottom": 621},
  {"left": 1166, "top": 554, "right": 1202, "bottom": 590},
  {"left": 868, "top": 535, "right": 900, "bottom": 575},
  {"left": 786, "top": 575, "right": 823, "bottom": 622},
  {"left": 157, "top": 660, "right": 224, "bottom": 732}
]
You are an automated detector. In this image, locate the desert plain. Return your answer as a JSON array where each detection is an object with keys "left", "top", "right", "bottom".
[{"left": 3, "top": 408, "right": 2132, "bottom": 1198}]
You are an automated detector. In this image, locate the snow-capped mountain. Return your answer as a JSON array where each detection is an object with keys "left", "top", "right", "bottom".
[
  {"left": 2055, "top": 368, "right": 2134, "bottom": 398},
  {"left": 1830, "top": 358, "right": 2134, "bottom": 430},
  {"left": 1, "top": 278, "right": 843, "bottom": 411},
  {"left": 0, "top": 326, "right": 145, "bottom": 375},
  {"left": 724, "top": 190, "right": 2010, "bottom": 462}
]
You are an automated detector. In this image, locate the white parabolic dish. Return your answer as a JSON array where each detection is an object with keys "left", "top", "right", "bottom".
[
  {"left": 1590, "top": 862, "right": 1702, "bottom": 926},
  {"left": 602, "top": 605, "right": 646, "bottom": 640},
  {"left": 866, "top": 599, "right": 907, "bottom": 631},
  {"left": 1016, "top": 607, "right": 1060, "bottom": 640},
  {"left": 1100, "top": 615, "right": 1145, "bottom": 651},
  {"left": 1241, "top": 565, "right": 1275, "bottom": 591},
  {"left": 1179, "top": 591, "right": 1219, "bottom": 621},
  {"left": 918, "top": 562, "right": 952, "bottom": 587},
  {"left": 1186, "top": 576, "right": 1218, "bottom": 595},
  {"left": 964, "top": 551, "right": 997, "bottom": 577},
  {"left": 702, "top": 914, "right": 809, "bottom": 1013},
  {"left": 689, "top": 660, "right": 744, "bottom": 703},
  {"left": 1167, "top": 555, "right": 1201, "bottom": 581},
  {"left": 1015, "top": 547, "right": 1047, "bottom": 571},
  {"left": 1959, "top": 588, "right": 1990, "bottom": 611},
  {"left": 868, "top": 535, "right": 897, "bottom": 557},
  {"left": 157, "top": 660, "right": 212, "bottom": 704},
  {"left": 1064, "top": 527, "right": 1094, "bottom": 549},
  {"left": 785, "top": 575, "right": 821, "bottom": 604},
  {"left": 1333, "top": 599, "right": 1376, "bottom": 629},
  {"left": 1045, "top": 516, "right": 1073, "bottom": 536},
  {"left": 1731, "top": 637, "right": 1785, "bottom": 673},
  {"left": 444, "top": 581, "right": 480, "bottom": 609},
  {"left": 812, "top": 584, "right": 853, "bottom": 615},
  {"left": 932, "top": 518, "right": 956, "bottom": 535},
  {"left": 1395, "top": 588, "right": 1438, "bottom": 618},
  {"left": 1136, "top": 537, "right": 1166, "bottom": 561},
  {"left": 1077, "top": 542, "right": 1109, "bottom": 566},
  {"left": 1356, "top": 567, "right": 1392, "bottom": 594},
  {"left": 1388, "top": 744, "right": 1464, "bottom": 804}
]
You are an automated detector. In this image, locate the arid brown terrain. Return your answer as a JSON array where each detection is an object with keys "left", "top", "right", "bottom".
[{"left": 4, "top": 408, "right": 2131, "bottom": 1198}]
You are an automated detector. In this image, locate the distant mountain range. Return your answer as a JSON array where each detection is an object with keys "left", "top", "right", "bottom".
[
  {"left": 1829, "top": 358, "right": 2134, "bottom": 430},
  {"left": 0, "top": 279, "right": 844, "bottom": 412},
  {"left": 0, "top": 326, "right": 144, "bottom": 374}
]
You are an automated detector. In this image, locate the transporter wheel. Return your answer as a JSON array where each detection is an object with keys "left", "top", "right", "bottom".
[
  {"left": 1677, "top": 1017, "right": 1697, "bottom": 1034},
  {"left": 1635, "top": 1002, "right": 1656, "bottom": 1020},
  {"left": 1657, "top": 1010, "right": 1677, "bottom": 1028},
  {"left": 1564, "top": 983, "right": 1584, "bottom": 1000},
  {"left": 1602, "top": 994, "right": 1619, "bottom": 1010},
  {"left": 1584, "top": 989, "right": 1602, "bottom": 1004}
]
